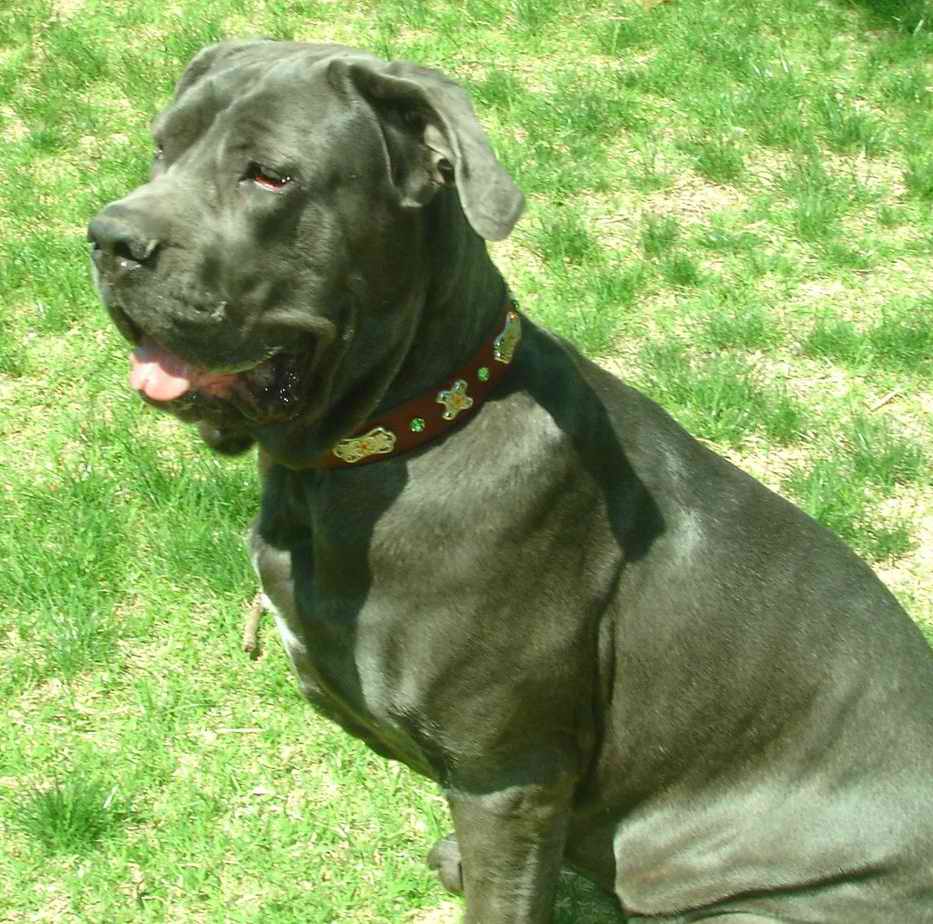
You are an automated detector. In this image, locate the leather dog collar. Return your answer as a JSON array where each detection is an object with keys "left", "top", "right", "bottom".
[{"left": 310, "top": 302, "right": 522, "bottom": 469}]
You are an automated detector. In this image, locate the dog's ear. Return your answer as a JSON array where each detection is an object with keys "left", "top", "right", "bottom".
[{"left": 331, "top": 57, "right": 524, "bottom": 242}]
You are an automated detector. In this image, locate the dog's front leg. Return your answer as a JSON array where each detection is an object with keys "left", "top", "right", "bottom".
[{"left": 446, "top": 767, "right": 575, "bottom": 924}]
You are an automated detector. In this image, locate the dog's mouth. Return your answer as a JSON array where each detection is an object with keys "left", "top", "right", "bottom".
[
  {"left": 125, "top": 335, "right": 308, "bottom": 428},
  {"left": 101, "top": 278, "right": 344, "bottom": 435},
  {"left": 130, "top": 339, "right": 245, "bottom": 402}
]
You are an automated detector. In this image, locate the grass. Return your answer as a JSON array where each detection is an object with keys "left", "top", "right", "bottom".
[
  {"left": 10, "top": 779, "right": 130, "bottom": 855},
  {"left": 804, "top": 302, "right": 933, "bottom": 374},
  {"left": 784, "top": 458, "right": 915, "bottom": 561},
  {"left": 702, "top": 303, "right": 783, "bottom": 352},
  {"left": 815, "top": 92, "right": 889, "bottom": 156},
  {"left": 640, "top": 343, "right": 806, "bottom": 447},
  {"left": 689, "top": 134, "right": 746, "bottom": 184},
  {"left": 640, "top": 215, "right": 680, "bottom": 259},
  {"left": 0, "top": 0, "right": 931, "bottom": 921},
  {"left": 848, "top": 414, "right": 927, "bottom": 488}
]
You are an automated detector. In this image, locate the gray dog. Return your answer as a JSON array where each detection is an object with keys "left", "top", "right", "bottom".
[{"left": 89, "top": 41, "right": 933, "bottom": 923}]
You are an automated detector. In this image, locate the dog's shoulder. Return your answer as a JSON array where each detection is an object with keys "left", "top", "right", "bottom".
[{"left": 515, "top": 320, "right": 721, "bottom": 488}]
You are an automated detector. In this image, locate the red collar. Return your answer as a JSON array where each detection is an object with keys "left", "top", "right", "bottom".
[{"left": 304, "top": 303, "right": 521, "bottom": 470}]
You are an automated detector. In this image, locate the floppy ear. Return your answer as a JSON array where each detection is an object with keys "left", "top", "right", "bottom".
[{"left": 329, "top": 57, "right": 524, "bottom": 242}]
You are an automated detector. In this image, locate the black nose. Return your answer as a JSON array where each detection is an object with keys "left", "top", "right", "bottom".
[{"left": 87, "top": 214, "right": 160, "bottom": 270}]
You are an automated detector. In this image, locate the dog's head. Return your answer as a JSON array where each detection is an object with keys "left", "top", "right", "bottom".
[{"left": 89, "top": 40, "right": 523, "bottom": 456}]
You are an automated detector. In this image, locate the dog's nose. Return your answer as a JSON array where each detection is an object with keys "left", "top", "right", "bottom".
[{"left": 87, "top": 214, "right": 161, "bottom": 270}]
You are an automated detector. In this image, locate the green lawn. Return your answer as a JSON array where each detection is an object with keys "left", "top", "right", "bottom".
[{"left": 1, "top": 1, "right": 931, "bottom": 921}]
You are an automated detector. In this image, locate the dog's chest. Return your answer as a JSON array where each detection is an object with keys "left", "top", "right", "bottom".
[
  {"left": 258, "top": 434, "right": 571, "bottom": 778},
  {"left": 258, "top": 521, "right": 449, "bottom": 778}
]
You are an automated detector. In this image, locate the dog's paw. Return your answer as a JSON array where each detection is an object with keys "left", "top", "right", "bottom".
[{"left": 426, "top": 833, "right": 463, "bottom": 894}]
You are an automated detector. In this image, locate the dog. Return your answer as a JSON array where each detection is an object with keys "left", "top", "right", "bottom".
[{"left": 88, "top": 40, "right": 933, "bottom": 923}]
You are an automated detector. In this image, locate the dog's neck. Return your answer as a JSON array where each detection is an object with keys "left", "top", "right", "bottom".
[
  {"left": 256, "top": 194, "right": 510, "bottom": 469},
  {"left": 376, "top": 192, "right": 510, "bottom": 415}
]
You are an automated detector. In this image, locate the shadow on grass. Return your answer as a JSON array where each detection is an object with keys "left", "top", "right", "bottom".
[{"left": 837, "top": 0, "right": 931, "bottom": 32}]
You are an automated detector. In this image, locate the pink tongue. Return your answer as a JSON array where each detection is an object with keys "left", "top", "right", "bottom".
[{"left": 129, "top": 340, "right": 194, "bottom": 402}]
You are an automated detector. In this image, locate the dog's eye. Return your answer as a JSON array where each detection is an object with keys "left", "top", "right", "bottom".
[{"left": 247, "top": 163, "right": 293, "bottom": 191}]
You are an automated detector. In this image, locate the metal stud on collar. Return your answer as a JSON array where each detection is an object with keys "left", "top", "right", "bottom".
[
  {"left": 331, "top": 426, "right": 398, "bottom": 464},
  {"left": 494, "top": 311, "right": 521, "bottom": 364},
  {"left": 436, "top": 379, "right": 474, "bottom": 421}
]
